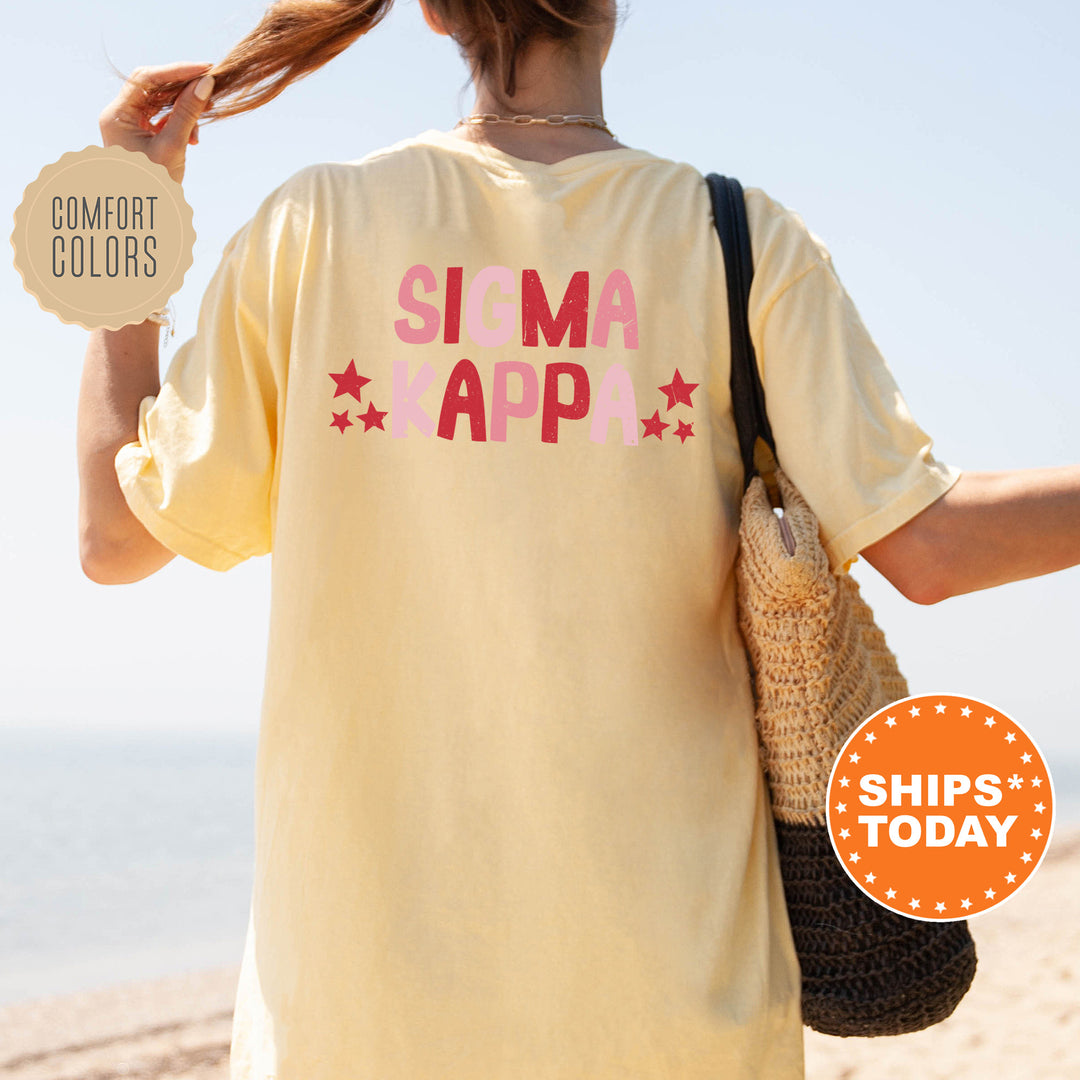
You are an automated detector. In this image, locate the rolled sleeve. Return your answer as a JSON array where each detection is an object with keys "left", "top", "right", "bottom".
[
  {"left": 748, "top": 218, "right": 960, "bottom": 572},
  {"left": 112, "top": 174, "right": 309, "bottom": 570},
  {"left": 115, "top": 389, "right": 264, "bottom": 573}
]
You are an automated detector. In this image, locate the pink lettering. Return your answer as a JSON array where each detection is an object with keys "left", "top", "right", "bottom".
[
  {"left": 465, "top": 265, "right": 516, "bottom": 348},
  {"left": 591, "top": 269, "right": 639, "bottom": 349},
  {"left": 490, "top": 361, "right": 539, "bottom": 441},
  {"left": 394, "top": 264, "right": 440, "bottom": 345},
  {"left": 589, "top": 364, "right": 639, "bottom": 445},
  {"left": 391, "top": 361, "right": 437, "bottom": 438}
]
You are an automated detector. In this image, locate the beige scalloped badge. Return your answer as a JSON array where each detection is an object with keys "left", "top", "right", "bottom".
[{"left": 11, "top": 145, "right": 195, "bottom": 330}]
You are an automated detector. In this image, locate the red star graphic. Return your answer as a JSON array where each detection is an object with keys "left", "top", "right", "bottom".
[
  {"left": 329, "top": 359, "right": 370, "bottom": 403},
  {"left": 658, "top": 369, "right": 698, "bottom": 410},
  {"left": 674, "top": 419, "right": 694, "bottom": 444},
  {"left": 641, "top": 410, "right": 670, "bottom": 440},
  {"left": 330, "top": 410, "right": 352, "bottom": 434},
  {"left": 358, "top": 401, "right": 388, "bottom": 432}
]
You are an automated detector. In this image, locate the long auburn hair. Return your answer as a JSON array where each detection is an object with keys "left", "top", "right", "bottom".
[{"left": 141, "top": 0, "right": 612, "bottom": 122}]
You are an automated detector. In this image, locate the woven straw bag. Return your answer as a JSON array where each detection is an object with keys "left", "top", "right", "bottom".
[{"left": 707, "top": 174, "right": 977, "bottom": 1037}]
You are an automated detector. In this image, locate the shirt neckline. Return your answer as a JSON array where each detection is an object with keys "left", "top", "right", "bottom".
[{"left": 412, "top": 128, "right": 661, "bottom": 177}]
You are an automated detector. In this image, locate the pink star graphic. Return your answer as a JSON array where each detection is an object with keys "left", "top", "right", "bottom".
[
  {"left": 329, "top": 360, "right": 370, "bottom": 403},
  {"left": 330, "top": 410, "right": 352, "bottom": 434},
  {"left": 641, "top": 410, "right": 670, "bottom": 440},
  {"left": 358, "top": 401, "right": 388, "bottom": 432},
  {"left": 658, "top": 368, "right": 698, "bottom": 410}
]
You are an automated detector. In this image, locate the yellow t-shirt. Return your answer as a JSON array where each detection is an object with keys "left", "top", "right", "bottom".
[{"left": 115, "top": 129, "right": 960, "bottom": 1080}]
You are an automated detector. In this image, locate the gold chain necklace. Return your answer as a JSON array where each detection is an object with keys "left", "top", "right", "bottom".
[{"left": 457, "top": 113, "right": 615, "bottom": 139}]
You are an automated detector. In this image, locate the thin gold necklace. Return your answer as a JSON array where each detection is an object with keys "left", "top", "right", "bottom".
[{"left": 457, "top": 112, "right": 616, "bottom": 139}]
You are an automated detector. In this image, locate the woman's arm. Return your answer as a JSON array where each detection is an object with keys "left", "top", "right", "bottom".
[
  {"left": 78, "top": 322, "right": 176, "bottom": 583},
  {"left": 861, "top": 466, "right": 1080, "bottom": 604},
  {"left": 78, "top": 62, "right": 215, "bottom": 584}
]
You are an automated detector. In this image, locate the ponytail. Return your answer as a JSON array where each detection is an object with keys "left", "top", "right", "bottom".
[
  {"left": 139, "top": 0, "right": 612, "bottom": 121},
  {"left": 141, "top": 1, "right": 393, "bottom": 121}
]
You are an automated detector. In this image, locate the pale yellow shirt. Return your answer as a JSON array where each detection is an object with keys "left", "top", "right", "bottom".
[{"left": 116, "top": 130, "right": 959, "bottom": 1080}]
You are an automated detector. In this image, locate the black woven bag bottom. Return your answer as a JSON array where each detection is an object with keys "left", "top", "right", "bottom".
[{"left": 775, "top": 821, "right": 978, "bottom": 1037}]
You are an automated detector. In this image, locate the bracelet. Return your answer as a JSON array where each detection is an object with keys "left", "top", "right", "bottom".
[{"left": 145, "top": 302, "right": 175, "bottom": 338}]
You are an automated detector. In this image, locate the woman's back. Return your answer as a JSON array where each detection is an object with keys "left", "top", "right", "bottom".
[
  {"left": 122, "top": 130, "right": 803, "bottom": 1078},
  {"left": 113, "top": 126, "right": 960, "bottom": 1077}
]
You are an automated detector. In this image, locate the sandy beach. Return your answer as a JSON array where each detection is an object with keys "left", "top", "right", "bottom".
[{"left": 2, "top": 828, "right": 1078, "bottom": 1080}]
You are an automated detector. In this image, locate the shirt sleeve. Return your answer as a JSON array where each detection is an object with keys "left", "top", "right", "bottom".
[
  {"left": 114, "top": 177, "right": 306, "bottom": 572},
  {"left": 746, "top": 193, "right": 961, "bottom": 572}
]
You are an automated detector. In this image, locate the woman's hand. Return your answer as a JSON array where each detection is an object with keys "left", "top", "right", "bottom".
[{"left": 98, "top": 61, "right": 215, "bottom": 184}]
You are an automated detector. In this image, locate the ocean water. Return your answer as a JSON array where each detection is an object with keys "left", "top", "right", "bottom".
[
  {"left": 1, "top": 726, "right": 1078, "bottom": 1009},
  {"left": 0, "top": 727, "right": 257, "bottom": 1007}
]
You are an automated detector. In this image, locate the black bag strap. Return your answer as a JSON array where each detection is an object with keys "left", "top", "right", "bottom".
[{"left": 705, "top": 173, "right": 778, "bottom": 490}]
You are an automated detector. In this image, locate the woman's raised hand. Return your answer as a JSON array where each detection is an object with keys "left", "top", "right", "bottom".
[{"left": 98, "top": 61, "right": 216, "bottom": 184}]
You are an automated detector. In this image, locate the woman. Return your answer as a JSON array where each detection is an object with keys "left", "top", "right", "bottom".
[{"left": 78, "top": 2, "right": 1080, "bottom": 1078}]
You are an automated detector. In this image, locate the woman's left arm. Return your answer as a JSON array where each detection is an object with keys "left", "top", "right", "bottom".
[{"left": 861, "top": 466, "right": 1080, "bottom": 604}]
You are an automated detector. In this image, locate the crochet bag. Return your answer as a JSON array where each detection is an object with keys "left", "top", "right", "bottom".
[{"left": 706, "top": 173, "right": 978, "bottom": 1037}]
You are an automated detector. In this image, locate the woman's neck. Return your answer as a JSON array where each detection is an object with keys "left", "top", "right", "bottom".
[{"left": 450, "top": 36, "right": 625, "bottom": 164}]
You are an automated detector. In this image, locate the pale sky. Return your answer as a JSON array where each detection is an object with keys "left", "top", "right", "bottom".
[{"left": 3, "top": 1, "right": 1078, "bottom": 771}]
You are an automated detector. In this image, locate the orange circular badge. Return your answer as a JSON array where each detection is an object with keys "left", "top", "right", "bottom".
[{"left": 827, "top": 693, "right": 1055, "bottom": 921}]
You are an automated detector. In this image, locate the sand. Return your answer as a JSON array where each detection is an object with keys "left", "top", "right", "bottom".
[
  {"left": 2, "top": 829, "right": 1078, "bottom": 1080},
  {"left": 0, "top": 966, "right": 236, "bottom": 1080}
]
